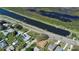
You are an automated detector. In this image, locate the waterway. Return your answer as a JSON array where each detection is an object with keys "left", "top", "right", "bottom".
[
  {"left": 0, "top": 8, "right": 70, "bottom": 36},
  {"left": 28, "top": 9, "right": 79, "bottom": 22}
]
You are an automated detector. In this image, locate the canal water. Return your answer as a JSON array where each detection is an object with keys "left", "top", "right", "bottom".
[
  {"left": 0, "top": 8, "right": 70, "bottom": 36},
  {"left": 28, "top": 9, "right": 79, "bottom": 22}
]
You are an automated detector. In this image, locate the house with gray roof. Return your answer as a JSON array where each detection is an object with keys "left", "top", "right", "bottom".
[{"left": 0, "top": 39, "right": 8, "bottom": 48}]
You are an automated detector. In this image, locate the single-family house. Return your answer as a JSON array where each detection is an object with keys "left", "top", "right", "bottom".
[
  {"left": 0, "top": 39, "right": 8, "bottom": 48},
  {"left": 22, "top": 33, "right": 31, "bottom": 41}
]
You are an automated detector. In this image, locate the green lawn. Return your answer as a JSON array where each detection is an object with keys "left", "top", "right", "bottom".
[
  {"left": 0, "top": 32, "right": 5, "bottom": 40},
  {"left": 20, "top": 28, "right": 29, "bottom": 33},
  {"left": 6, "top": 32, "right": 16, "bottom": 45},
  {"left": 27, "top": 31, "right": 39, "bottom": 41},
  {"left": 16, "top": 35, "right": 26, "bottom": 51}
]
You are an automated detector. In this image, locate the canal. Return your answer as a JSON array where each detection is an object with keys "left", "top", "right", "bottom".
[
  {"left": 28, "top": 9, "right": 79, "bottom": 22},
  {"left": 0, "top": 8, "right": 70, "bottom": 36}
]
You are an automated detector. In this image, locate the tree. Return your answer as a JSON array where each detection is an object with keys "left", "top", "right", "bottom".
[
  {"left": 12, "top": 31, "right": 18, "bottom": 36},
  {"left": 0, "top": 32, "right": 5, "bottom": 41},
  {"left": 14, "top": 24, "right": 23, "bottom": 30},
  {"left": 36, "top": 34, "right": 49, "bottom": 41}
]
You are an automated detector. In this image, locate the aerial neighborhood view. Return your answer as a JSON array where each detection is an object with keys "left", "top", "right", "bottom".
[{"left": 0, "top": 7, "right": 79, "bottom": 51}]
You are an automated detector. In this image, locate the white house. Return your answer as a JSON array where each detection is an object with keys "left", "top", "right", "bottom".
[{"left": 22, "top": 33, "right": 31, "bottom": 42}]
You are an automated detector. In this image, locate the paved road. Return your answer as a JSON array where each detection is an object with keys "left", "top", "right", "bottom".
[{"left": 48, "top": 33, "right": 79, "bottom": 46}]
